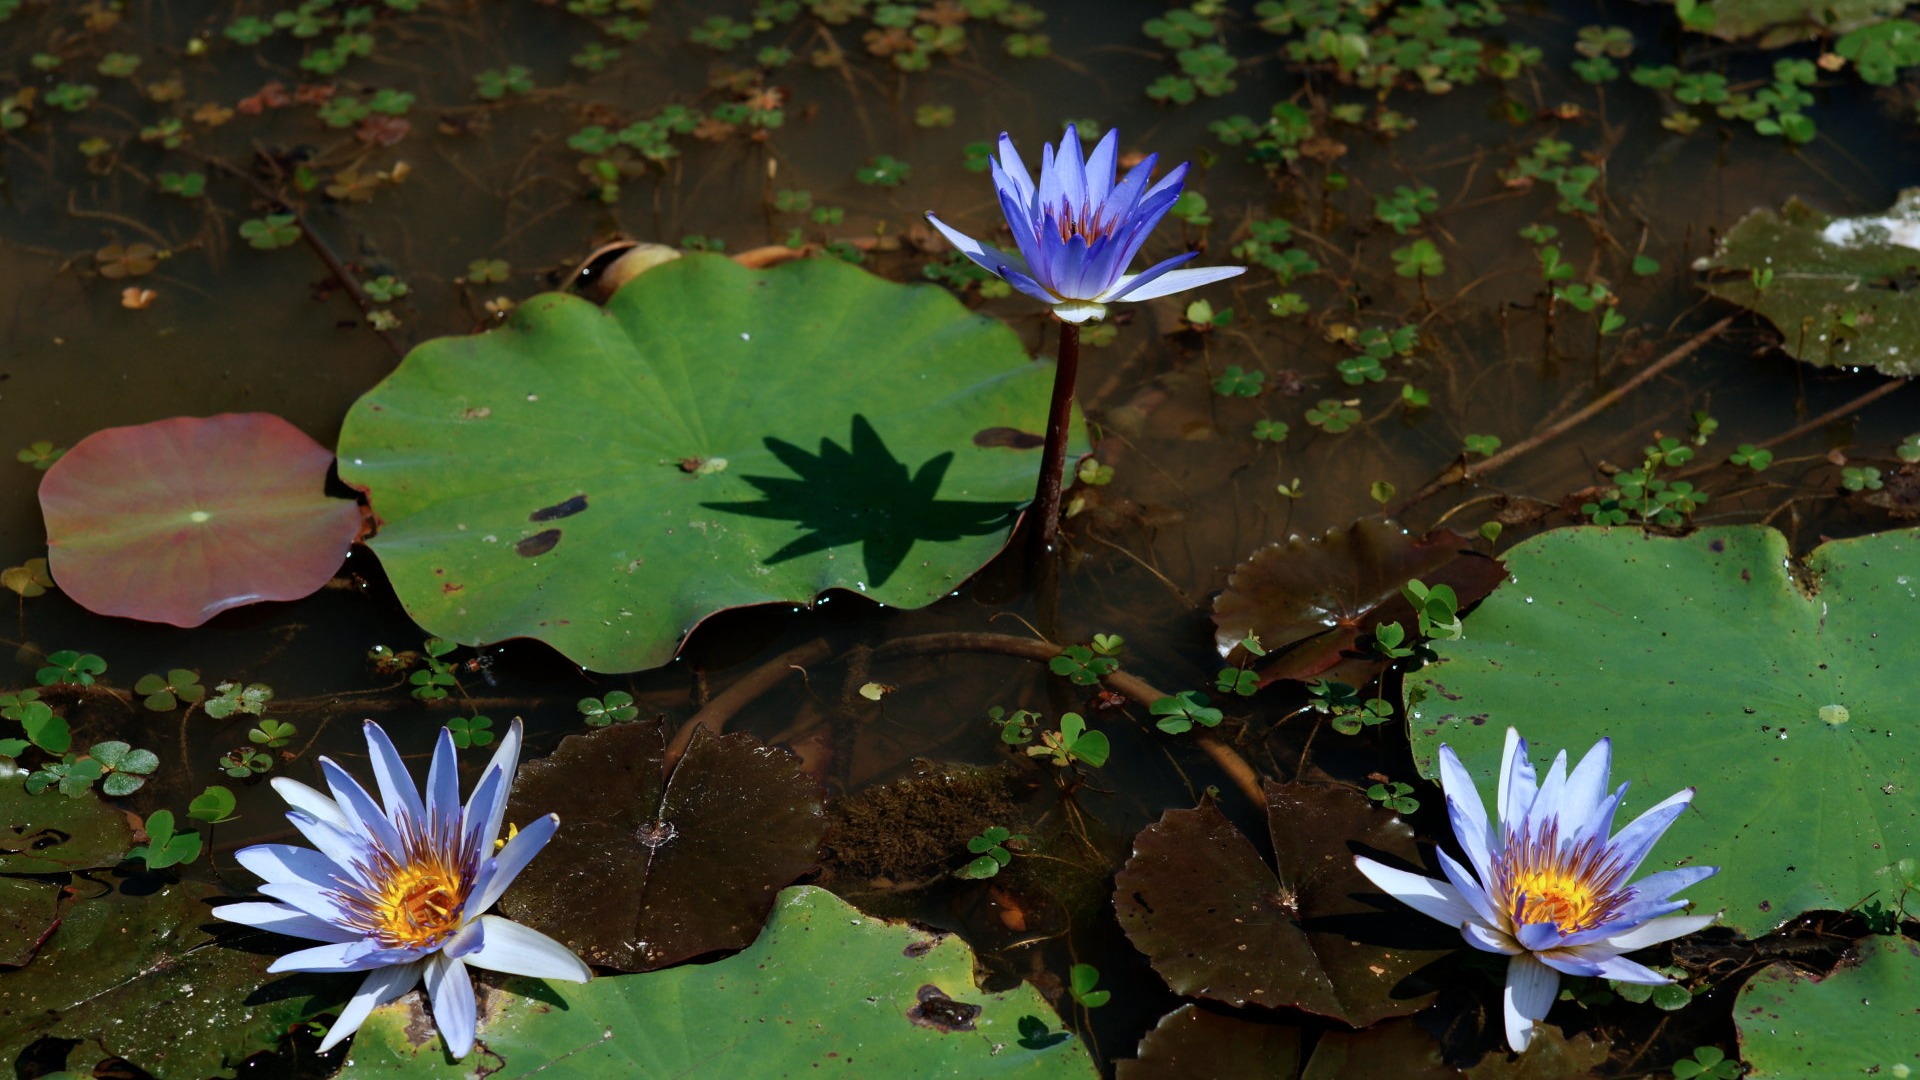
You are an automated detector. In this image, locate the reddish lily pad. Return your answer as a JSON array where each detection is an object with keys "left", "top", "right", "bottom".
[
  {"left": 38, "top": 413, "right": 364, "bottom": 627},
  {"left": 1113, "top": 782, "right": 1451, "bottom": 1027},
  {"left": 1211, "top": 520, "right": 1505, "bottom": 685},
  {"left": 500, "top": 719, "right": 827, "bottom": 971},
  {"left": 1299, "top": 1018, "right": 1458, "bottom": 1079},
  {"left": 1117, "top": 1004, "right": 1301, "bottom": 1080}
]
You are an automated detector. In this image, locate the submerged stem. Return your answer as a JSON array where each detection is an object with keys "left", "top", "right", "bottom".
[{"left": 1028, "top": 321, "right": 1082, "bottom": 558}]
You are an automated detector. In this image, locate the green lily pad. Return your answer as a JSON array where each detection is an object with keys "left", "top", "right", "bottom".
[
  {"left": 1117, "top": 1004, "right": 1301, "bottom": 1079},
  {"left": 38, "top": 413, "right": 366, "bottom": 627},
  {"left": 1670, "top": 0, "right": 1909, "bottom": 46},
  {"left": 0, "top": 777, "right": 132, "bottom": 873},
  {"left": 1407, "top": 526, "right": 1920, "bottom": 937},
  {"left": 1113, "top": 783, "right": 1451, "bottom": 1026},
  {"left": 0, "top": 877, "right": 338, "bottom": 1077},
  {"left": 340, "top": 885, "right": 1097, "bottom": 1077},
  {"left": 337, "top": 254, "right": 1067, "bottom": 673},
  {"left": 1736, "top": 935, "right": 1920, "bottom": 1077},
  {"left": 499, "top": 719, "right": 826, "bottom": 971},
  {"left": 1695, "top": 190, "right": 1920, "bottom": 375}
]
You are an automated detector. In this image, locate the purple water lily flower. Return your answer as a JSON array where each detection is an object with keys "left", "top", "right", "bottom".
[
  {"left": 1355, "top": 728, "right": 1716, "bottom": 1053},
  {"left": 925, "top": 126, "right": 1244, "bottom": 323},
  {"left": 214, "top": 719, "right": 589, "bottom": 1059}
]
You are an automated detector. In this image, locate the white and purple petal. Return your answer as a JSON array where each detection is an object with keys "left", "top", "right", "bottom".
[
  {"left": 1503, "top": 953, "right": 1559, "bottom": 1053},
  {"left": 1353, "top": 855, "right": 1478, "bottom": 928},
  {"left": 363, "top": 720, "right": 428, "bottom": 826},
  {"left": 213, "top": 901, "right": 360, "bottom": 943},
  {"left": 317, "top": 960, "right": 423, "bottom": 1053},
  {"left": 426, "top": 951, "right": 479, "bottom": 1059},
  {"left": 459, "top": 915, "right": 593, "bottom": 982},
  {"left": 467, "top": 814, "right": 559, "bottom": 917}
]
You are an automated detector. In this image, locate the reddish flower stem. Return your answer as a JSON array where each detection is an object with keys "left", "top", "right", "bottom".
[{"left": 1028, "top": 320, "right": 1080, "bottom": 559}]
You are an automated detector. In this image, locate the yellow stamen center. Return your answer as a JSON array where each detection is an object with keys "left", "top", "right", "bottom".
[
  {"left": 1507, "top": 867, "right": 1601, "bottom": 933},
  {"left": 371, "top": 859, "right": 467, "bottom": 948}
]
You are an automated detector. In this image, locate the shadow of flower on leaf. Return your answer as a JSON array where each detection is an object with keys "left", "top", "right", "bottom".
[{"left": 702, "top": 414, "right": 1017, "bottom": 589}]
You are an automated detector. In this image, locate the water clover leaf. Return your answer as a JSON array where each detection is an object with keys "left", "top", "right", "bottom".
[
  {"left": 1149, "top": 690, "right": 1222, "bottom": 734},
  {"left": 187, "top": 784, "right": 238, "bottom": 823},
  {"left": 248, "top": 719, "right": 296, "bottom": 748},
  {"left": 955, "top": 825, "right": 1022, "bottom": 879},
  {"left": 473, "top": 64, "right": 533, "bottom": 100},
  {"left": 1049, "top": 645, "right": 1117, "bottom": 685},
  {"left": 204, "top": 681, "right": 273, "bottom": 719},
  {"left": 128, "top": 809, "right": 201, "bottom": 869},
  {"left": 17, "top": 440, "right": 65, "bottom": 469},
  {"left": 219, "top": 747, "right": 272, "bottom": 777},
  {"left": 1729, "top": 443, "right": 1773, "bottom": 470},
  {"left": 1304, "top": 398, "right": 1359, "bottom": 433},
  {"left": 1364, "top": 781, "right": 1419, "bottom": 815},
  {"left": 1089, "top": 633, "right": 1123, "bottom": 657},
  {"left": 1391, "top": 238, "right": 1445, "bottom": 278},
  {"left": 1670, "top": 1046, "right": 1740, "bottom": 1080},
  {"left": 855, "top": 154, "right": 911, "bottom": 186},
  {"left": 134, "top": 669, "right": 204, "bottom": 711},
  {"left": 27, "top": 755, "right": 103, "bottom": 797},
  {"left": 466, "top": 257, "right": 510, "bottom": 284},
  {"left": 578, "top": 691, "right": 639, "bottom": 726},
  {"left": 444, "top": 715, "right": 493, "bottom": 748},
  {"left": 361, "top": 274, "right": 410, "bottom": 302},
  {"left": 37, "top": 649, "right": 106, "bottom": 687},
  {"left": 338, "top": 254, "right": 1061, "bottom": 672},
  {"left": 1252, "top": 419, "right": 1289, "bottom": 442},
  {"left": 1212, "top": 365, "right": 1264, "bottom": 397},
  {"left": 239, "top": 213, "right": 301, "bottom": 249},
  {"left": 1027, "top": 712, "right": 1108, "bottom": 768},
  {"left": 1069, "top": 963, "right": 1109, "bottom": 1008},
  {"left": 2, "top": 557, "right": 54, "bottom": 597},
  {"left": 90, "top": 741, "right": 158, "bottom": 796}
]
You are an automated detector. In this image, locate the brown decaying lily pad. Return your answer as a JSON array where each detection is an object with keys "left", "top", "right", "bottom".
[
  {"left": 500, "top": 719, "right": 827, "bottom": 971},
  {"left": 1117, "top": 1003, "right": 1301, "bottom": 1079},
  {"left": 37, "top": 413, "right": 365, "bottom": 628},
  {"left": 1113, "top": 782, "right": 1451, "bottom": 1027},
  {"left": 1211, "top": 519, "right": 1506, "bottom": 686}
]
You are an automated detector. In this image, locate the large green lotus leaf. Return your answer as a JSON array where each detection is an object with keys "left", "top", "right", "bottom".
[
  {"left": 39, "top": 413, "right": 366, "bottom": 627},
  {"left": 1406, "top": 526, "right": 1920, "bottom": 937},
  {"left": 1736, "top": 935, "right": 1920, "bottom": 1077},
  {"left": 1694, "top": 190, "right": 1920, "bottom": 375},
  {"left": 340, "top": 885, "right": 1097, "bottom": 1078},
  {"left": 0, "top": 778, "right": 132, "bottom": 873},
  {"left": 1113, "top": 783, "right": 1451, "bottom": 1026},
  {"left": 337, "top": 254, "right": 1066, "bottom": 673},
  {"left": 498, "top": 719, "right": 826, "bottom": 971},
  {"left": 0, "top": 877, "right": 338, "bottom": 1077}
]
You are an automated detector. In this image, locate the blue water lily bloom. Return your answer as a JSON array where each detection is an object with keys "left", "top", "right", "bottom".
[
  {"left": 214, "top": 719, "right": 589, "bottom": 1059},
  {"left": 1355, "top": 728, "right": 1716, "bottom": 1053},
  {"left": 926, "top": 126, "right": 1244, "bottom": 323}
]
